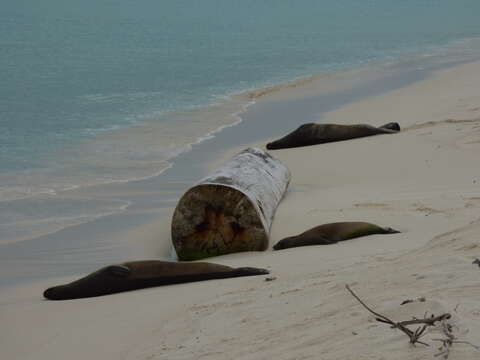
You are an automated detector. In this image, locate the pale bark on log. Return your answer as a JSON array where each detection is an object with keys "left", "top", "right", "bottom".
[{"left": 171, "top": 148, "right": 290, "bottom": 261}]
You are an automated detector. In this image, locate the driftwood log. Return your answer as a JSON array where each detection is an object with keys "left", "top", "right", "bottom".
[{"left": 171, "top": 148, "right": 290, "bottom": 261}]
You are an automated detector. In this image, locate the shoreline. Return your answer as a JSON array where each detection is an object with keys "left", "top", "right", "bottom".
[
  {"left": 2, "top": 54, "right": 480, "bottom": 359},
  {"left": 2, "top": 49, "right": 480, "bottom": 290},
  {"left": 4, "top": 36, "right": 480, "bottom": 205}
]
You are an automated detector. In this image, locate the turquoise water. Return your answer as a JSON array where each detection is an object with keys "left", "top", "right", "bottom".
[{"left": 2, "top": 0, "right": 480, "bottom": 199}]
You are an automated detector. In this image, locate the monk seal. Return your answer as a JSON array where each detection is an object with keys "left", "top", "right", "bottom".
[
  {"left": 43, "top": 260, "right": 269, "bottom": 300},
  {"left": 273, "top": 222, "right": 400, "bottom": 250},
  {"left": 266, "top": 122, "right": 400, "bottom": 150}
]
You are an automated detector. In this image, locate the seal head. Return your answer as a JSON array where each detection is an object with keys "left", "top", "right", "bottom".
[{"left": 43, "top": 265, "right": 132, "bottom": 300}]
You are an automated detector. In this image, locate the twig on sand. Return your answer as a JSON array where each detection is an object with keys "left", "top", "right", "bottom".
[
  {"left": 346, "top": 285, "right": 480, "bottom": 357},
  {"left": 346, "top": 285, "right": 450, "bottom": 347},
  {"left": 433, "top": 322, "right": 455, "bottom": 359},
  {"left": 401, "top": 296, "right": 426, "bottom": 305},
  {"left": 433, "top": 321, "right": 480, "bottom": 359},
  {"left": 395, "top": 313, "right": 451, "bottom": 327}
]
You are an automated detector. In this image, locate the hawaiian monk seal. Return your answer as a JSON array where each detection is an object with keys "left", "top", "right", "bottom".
[
  {"left": 43, "top": 260, "right": 269, "bottom": 300},
  {"left": 273, "top": 222, "right": 400, "bottom": 250},
  {"left": 266, "top": 122, "right": 400, "bottom": 150}
]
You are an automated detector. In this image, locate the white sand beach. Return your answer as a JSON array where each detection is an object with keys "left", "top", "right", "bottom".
[{"left": 2, "top": 60, "right": 480, "bottom": 360}]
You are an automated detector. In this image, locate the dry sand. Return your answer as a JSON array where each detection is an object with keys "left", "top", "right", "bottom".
[{"left": 2, "top": 61, "right": 480, "bottom": 360}]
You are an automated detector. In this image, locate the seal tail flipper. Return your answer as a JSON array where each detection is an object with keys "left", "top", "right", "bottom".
[
  {"left": 379, "top": 122, "right": 400, "bottom": 132},
  {"left": 383, "top": 227, "right": 401, "bottom": 234},
  {"left": 232, "top": 267, "right": 269, "bottom": 276}
]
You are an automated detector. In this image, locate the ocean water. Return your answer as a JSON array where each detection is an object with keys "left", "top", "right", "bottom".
[{"left": 2, "top": 0, "right": 480, "bottom": 245}]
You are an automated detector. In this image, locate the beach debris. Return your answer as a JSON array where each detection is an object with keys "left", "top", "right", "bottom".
[
  {"left": 346, "top": 285, "right": 480, "bottom": 357},
  {"left": 432, "top": 322, "right": 480, "bottom": 359},
  {"left": 433, "top": 322, "right": 455, "bottom": 359},
  {"left": 472, "top": 258, "right": 480, "bottom": 267},
  {"left": 401, "top": 296, "right": 426, "bottom": 305},
  {"left": 172, "top": 147, "right": 290, "bottom": 261},
  {"left": 346, "top": 285, "right": 450, "bottom": 347},
  {"left": 264, "top": 276, "right": 277, "bottom": 282}
]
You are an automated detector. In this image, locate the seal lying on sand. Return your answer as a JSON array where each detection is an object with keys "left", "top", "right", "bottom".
[
  {"left": 273, "top": 221, "right": 400, "bottom": 250},
  {"left": 266, "top": 122, "right": 400, "bottom": 150},
  {"left": 43, "top": 260, "right": 269, "bottom": 300}
]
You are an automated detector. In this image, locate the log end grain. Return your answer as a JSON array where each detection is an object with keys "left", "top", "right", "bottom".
[{"left": 172, "top": 184, "right": 268, "bottom": 261}]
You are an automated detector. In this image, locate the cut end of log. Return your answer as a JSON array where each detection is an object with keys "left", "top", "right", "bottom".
[
  {"left": 172, "top": 184, "right": 268, "bottom": 261},
  {"left": 171, "top": 147, "right": 290, "bottom": 261}
]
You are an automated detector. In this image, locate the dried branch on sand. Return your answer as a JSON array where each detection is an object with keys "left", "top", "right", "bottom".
[
  {"left": 433, "top": 322, "right": 480, "bottom": 359},
  {"left": 346, "top": 285, "right": 480, "bottom": 358},
  {"left": 346, "top": 285, "right": 449, "bottom": 346}
]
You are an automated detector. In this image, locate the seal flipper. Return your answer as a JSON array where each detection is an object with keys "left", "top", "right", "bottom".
[
  {"left": 382, "top": 227, "right": 401, "bottom": 234},
  {"left": 107, "top": 265, "right": 131, "bottom": 277},
  {"left": 379, "top": 122, "right": 400, "bottom": 132},
  {"left": 233, "top": 267, "right": 269, "bottom": 276}
]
